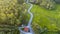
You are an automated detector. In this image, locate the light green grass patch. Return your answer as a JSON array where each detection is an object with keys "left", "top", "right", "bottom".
[{"left": 31, "top": 4, "right": 60, "bottom": 31}]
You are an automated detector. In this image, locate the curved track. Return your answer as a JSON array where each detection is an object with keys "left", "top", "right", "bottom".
[
  {"left": 27, "top": 0, "right": 33, "bottom": 27},
  {"left": 18, "top": 0, "right": 34, "bottom": 34}
]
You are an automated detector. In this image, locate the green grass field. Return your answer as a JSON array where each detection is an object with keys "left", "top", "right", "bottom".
[{"left": 31, "top": 4, "right": 60, "bottom": 33}]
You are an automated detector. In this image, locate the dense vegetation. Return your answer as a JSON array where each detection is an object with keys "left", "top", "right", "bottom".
[
  {"left": 0, "top": 0, "right": 28, "bottom": 26},
  {"left": 0, "top": 0, "right": 29, "bottom": 34},
  {"left": 30, "top": 0, "right": 56, "bottom": 10}
]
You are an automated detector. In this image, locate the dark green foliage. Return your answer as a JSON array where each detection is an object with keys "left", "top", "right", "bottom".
[
  {"left": 54, "top": 0, "right": 60, "bottom": 3},
  {"left": 30, "top": 0, "right": 56, "bottom": 10}
]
